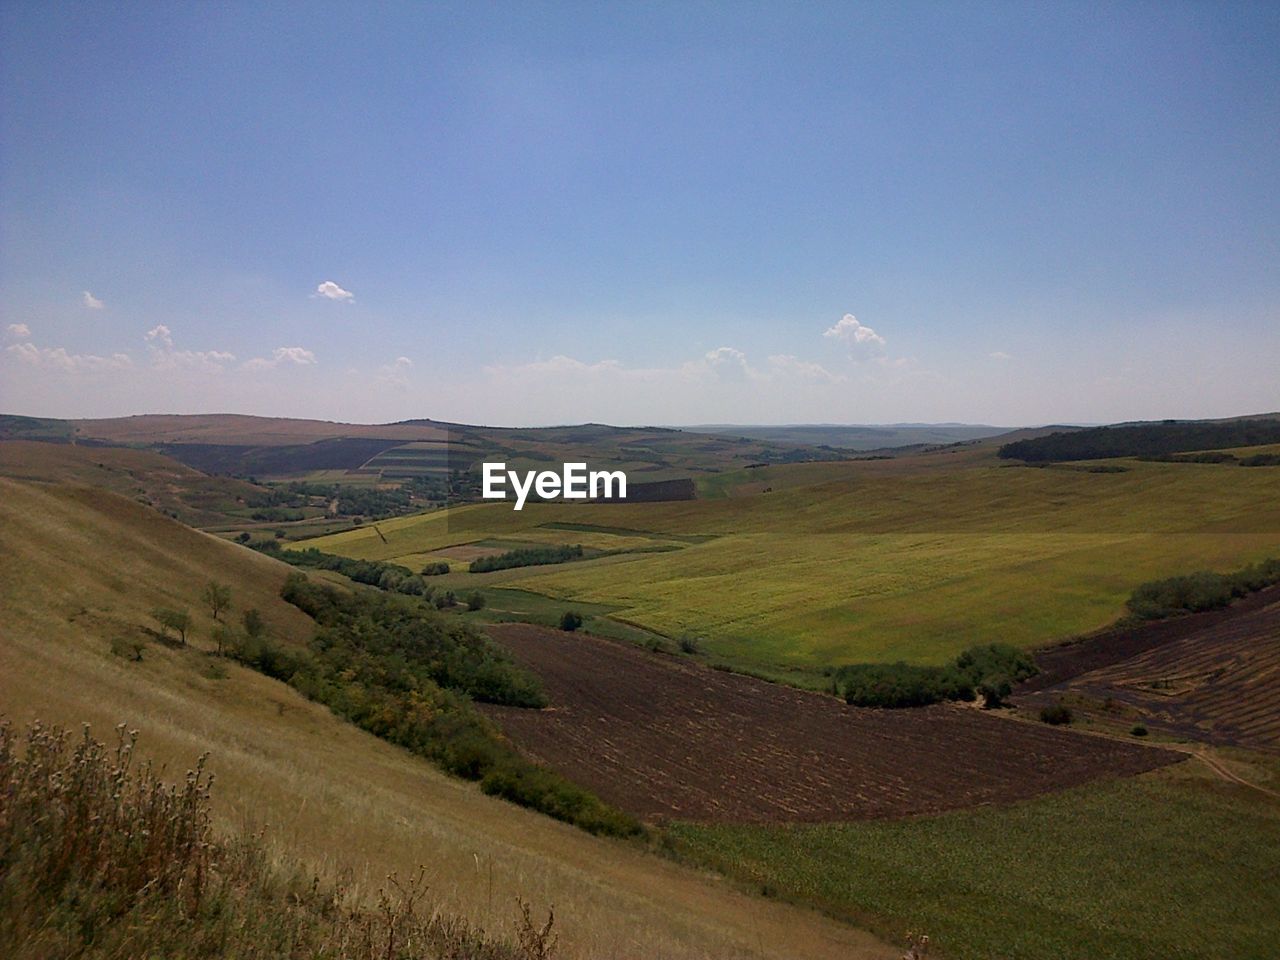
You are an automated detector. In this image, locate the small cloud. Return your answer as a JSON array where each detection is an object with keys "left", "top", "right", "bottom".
[
  {"left": 7, "top": 341, "right": 132, "bottom": 372},
  {"left": 273, "top": 346, "right": 317, "bottom": 365},
  {"left": 823, "top": 313, "right": 886, "bottom": 348},
  {"left": 990, "top": 351, "right": 1013, "bottom": 361},
  {"left": 315, "top": 280, "right": 354, "bottom": 302},
  {"left": 767, "top": 354, "right": 842, "bottom": 383},
  {"left": 145, "top": 324, "right": 173, "bottom": 348},
  {"left": 145, "top": 324, "right": 235, "bottom": 372},
  {"left": 6, "top": 323, "right": 30, "bottom": 338},
  {"left": 877, "top": 356, "right": 913, "bottom": 369},
  {"left": 705, "top": 345, "right": 749, "bottom": 367},
  {"left": 376, "top": 356, "right": 413, "bottom": 387},
  {"left": 243, "top": 346, "right": 317, "bottom": 371},
  {"left": 703, "top": 346, "right": 755, "bottom": 382},
  {"left": 82, "top": 291, "right": 104, "bottom": 310}
]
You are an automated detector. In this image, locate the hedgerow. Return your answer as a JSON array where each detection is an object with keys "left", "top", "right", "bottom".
[
  {"left": 1126, "top": 557, "right": 1280, "bottom": 620},
  {"left": 835, "top": 643, "right": 1037, "bottom": 709},
  {"left": 228, "top": 575, "right": 640, "bottom": 838}
]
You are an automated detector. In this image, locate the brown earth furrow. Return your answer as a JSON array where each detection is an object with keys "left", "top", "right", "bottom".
[{"left": 480, "top": 623, "right": 1176, "bottom": 823}]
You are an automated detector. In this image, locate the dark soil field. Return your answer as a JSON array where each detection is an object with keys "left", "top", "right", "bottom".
[
  {"left": 480, "top": 624, "right": 1176, "bottom": 823},
  {"left": 1023, "top": 586, "right": 1280, "bottom": 751}
]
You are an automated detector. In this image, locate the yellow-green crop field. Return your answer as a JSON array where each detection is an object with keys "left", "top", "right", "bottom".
[{"left": 302, "top": 448, "right": 1280, "bottom": 671}]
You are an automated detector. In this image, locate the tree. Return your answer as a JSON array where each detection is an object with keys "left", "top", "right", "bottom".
[
  {"left": 242, "top": 607, "right": 265, "bottom": 639},
  {"left": 465, "top": 590, "right": 486, "bottom": 611},
  {"left": 212, "top": 623, "right": 235, "bottom": 657},
  {"left": 979, "top": 675, "right": 1012, "bottom": 709},
  {"left": 559, "top": 611, "right": 583, "bottom": 632},
  {"left": 152, "top": 607, "right": 192, "bottom": 645},
  {"left": 203, "top": 581, "right": 232, "bottom": 622}
]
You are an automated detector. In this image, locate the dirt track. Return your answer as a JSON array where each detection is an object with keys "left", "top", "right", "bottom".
[{"left": 481, "top": 624, "right": 1176, "bottom": 823}]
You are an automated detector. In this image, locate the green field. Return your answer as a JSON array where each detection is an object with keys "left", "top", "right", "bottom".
[
  {"left": 303, "top": 447, "right": 1280, "bottom": 673},
  {"left": 668, "top": 758, "right": 1280, "bottom": 960}
]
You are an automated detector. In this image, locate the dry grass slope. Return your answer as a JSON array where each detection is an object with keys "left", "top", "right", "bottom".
[{"left": 0, "top": 478, "right": 893, "bottom": 960}]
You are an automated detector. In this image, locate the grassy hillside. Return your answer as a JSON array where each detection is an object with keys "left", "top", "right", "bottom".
[
  {"left": 0, "top": 439, "right": 265, "bottom": 527},
  {"left": 0, "top": 478, "right": 892, "bottom": 960},
  {"left": 303, "top": 446, "right": 1280, "bottom": 676}
]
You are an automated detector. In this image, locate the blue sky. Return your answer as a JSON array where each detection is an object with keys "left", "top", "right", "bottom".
[{"left": 2, "top": 1, "right": 1277, "bottom": 426}]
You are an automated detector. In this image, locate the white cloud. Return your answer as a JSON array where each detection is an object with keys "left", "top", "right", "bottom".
[
  {"left": 875, "top": 353, "right": 916, "bottom": 368},
  {"left": 490, "top": 347, "right": 843, "bottom": 391},
  {"left": 315, "top": 280, "right": 354, "bottom": 302},
  {"left": 702, "top": 345, "right": 755, "bottom": 380},
  {"left": 145, "top": 324, "right": 173, "bottom": 347},
  {"left": 767, "top": 353, "right": 842, "bottom": 383},
  {"left": 243, "top": 346, "right": 318, "bottom": 371},
  {"left": 823, "top": 313, "right": 886, "bottom": 348},
  {"left": 375, "top": 356, "right": 413, "bottom": 387},
  {"left": 990, "top": 351, "right": 1013, "bottom": 361},
  {"left": 273, "top": 346, "right": 317, "bottom": 365},
  {"left": 488, "top": 355, "right": 626, "bottom": 378},
  {"left": 82, "top": 291, "right": 104, "bottom": 310},
  {"left": 145, "top": 324, "right": 236, "bottom": 372},
  {"left": 7, "top": 341, "right": 132, "bottom": 372},
  {"left": 6, "top": 323, "right": 30, "bottom": 338}
]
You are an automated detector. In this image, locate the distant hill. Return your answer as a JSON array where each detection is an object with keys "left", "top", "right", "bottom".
[
  {"left": 0, "top": 413, "right": 853, "bottom": 483},
  {"left": 999, "top": 416, "right": 1280, "bottom": 463},
  {"left": 688, "top": 422, "right": 1010, "bottom": 450}
]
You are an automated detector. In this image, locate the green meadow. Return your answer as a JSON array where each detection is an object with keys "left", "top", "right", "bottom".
[
  {"left": 302, "top": 448, "right": 1280, "bottom": 671},
  {"left": 667, "top": 758, "right": 1280, "bottom": 960}
]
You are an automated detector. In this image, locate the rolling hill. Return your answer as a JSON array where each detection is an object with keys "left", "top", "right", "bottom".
[
  {"left": 0, "top": 477, "right": 893, "bottom": 960},
  {"left": 302, "top": 443, "right": 1280, "bottom": 676}
]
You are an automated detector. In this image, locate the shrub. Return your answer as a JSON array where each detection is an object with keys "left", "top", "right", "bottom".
[
  {"left": 471, "top": 544, "right": 584, "bottom": 574},
  {"left": 465, "top": 590, "right": 487, "bottom": 611},
  {"left": 979, "top": 675, "right": 1012, "bottom": 709},
  {"left": 836, "top": 662, "right": 973, "bottom": 708},
  {"left": 241, "top": 607, "right": 265, "bottom": 639},
  {"left": 1039, "top": 703, "right": 1073, "bottom": 725},
  {"left": 0, "top": 721, "right": 533, "bottom": 959},
  {"left": 421, "top": 561, "right": 451, "bottom": 576},
  {"left": 237, "top": 577, "right": 639, "bottom": 837},
  {"left": 836, "top": 643, "right": 1035, "bottom": 709},
  {"left": 211, "top": 623, "right": 236, "bottom": 656},
  {"left": 678, "top": 634, "right": 703, "bottom": 655},
  {"left": 151, "top": 607, "right": 192, "bottom": 644},
  {"left": 480, "top": 763, "right": 641, "bottom": 838},
  {"left": 202, "top": 581, "right": 232, "bottom": 622},
  {"left": 110, "top": 635, "right": 145, "bottom": 661},
  {"left": 1126, "top": 558, "right": 1280, "bottom": 620},
  {"left": 1240, "top": 453, "right": 1280, "bottom": 467},
  {"left": 559, "top": 611, "right": 583, "bottom": 632},
  {"left": 397, "top": 575, "right": 427, "bottom": 596},
  {"left": 1131, "top": 724, "right": 1149, "bottom": 737},
  {"left": 1127, "top": 571, "right": 1238, "bottom": 619}
]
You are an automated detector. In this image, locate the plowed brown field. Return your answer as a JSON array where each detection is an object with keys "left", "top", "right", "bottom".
[
  {"left": 1023, "top": 586, "right": 1280, "bottom": 751},
  {"left": 480, "top": 624, "right": 1176, "bottom": 822}
]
